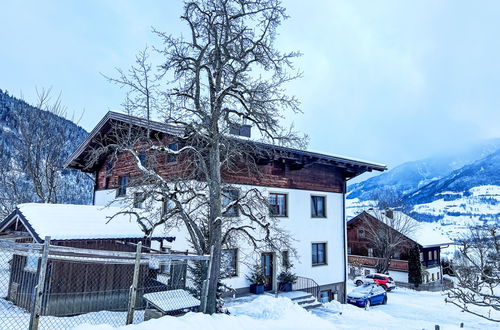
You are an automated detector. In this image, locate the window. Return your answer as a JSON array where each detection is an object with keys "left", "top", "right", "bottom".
[
  {"left": 133, "top": 192, "right": 145, "bottom": 209},
  {"left": 25, "top": 254, "right": 38, "bottom": 272},
  {"left": 138, "top": 152, "right": 148, "bottom": 167},
  {"left": 105, "top": 177, "right": 111, "bottom": 189},
  {"left": 434, "top": 250, "right": 438, "bottom": 260},
  {"left": 282, "top": 250, "right": 290, "bottom": 268},
  {"left": 428, "top": 251, "right": 433, "bottom": 260},
  {"left": 116, "top": 176, "right": 129, "bottom": 197},
  {"left": 364, "top": 269, "right": 370, "bottom": 276},
  {"left": 106, "top": 159, "right": 113, "bottom": 175},
  {"left": 269, "top": 193, "right": 287, "bottom": 217},
  {"left": 311, "top": 196, "right": 326, "bottom": 217},
  {"left": 312, "top": 243, "right": 327, "bottom": 266},
  {"left": 167, "top": 143, "right": 178, "bottom": 163},
  {"left": 393, "top": 251, "right": 401, "bottom": 259},
  {"left": 220, "top": 249, "right": 237, "bottom": 278},
  {"left": 222, "top": 190, "right": 239, "bottom": 216},
  {"left": 347, "top": 247, "right": 352, "bottom": 255},
  {"left": 162, "top": 198, "right": 175, "bottom": 216},
  {"left": 368, "top": 248, "right": 374, "bottom": 257},
  {"left": 431, "top": 273, "right": 435, "bottom": 281},
  {"left": 358, "top": 229, "right": 365, "bottom": 238},
  {"left": 420, "top": 252, "right": 423, "bottom": 262}
]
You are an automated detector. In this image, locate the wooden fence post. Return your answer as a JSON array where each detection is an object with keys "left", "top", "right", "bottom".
[
  {"left": 126, "top": 242, "right": 142, "bottom": 325},
  {"left": 29, "top": 236, "right": 50, "bottom": 330}
]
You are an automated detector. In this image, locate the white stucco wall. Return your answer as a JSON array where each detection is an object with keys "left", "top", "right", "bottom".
[
  {"left": 94, "top": 184, "right": 346, "bottom": 291},
  {"left": 388, "top": 269, "right": 408, "bottom": 283},
  {"left": 423, "top": 265, "right": 442, "bottom": 283}
]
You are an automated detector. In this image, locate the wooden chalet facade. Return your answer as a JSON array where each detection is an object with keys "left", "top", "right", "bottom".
[
  {"left": 0, "top": 204, "right": 176, "bottom": 316},
  {"left": 62, "top": 111, "right": 387, "bottom": 302},
  {"left": 347, "top": 211, "right": 450, "bottom": 285}
]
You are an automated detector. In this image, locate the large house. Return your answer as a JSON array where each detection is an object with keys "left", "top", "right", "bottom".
[
  {"left": 61, "top": 111, "right": 386, "bottom": 302},
  {"left": 347, "top": 210, "right": 452, "bottom": 287}
]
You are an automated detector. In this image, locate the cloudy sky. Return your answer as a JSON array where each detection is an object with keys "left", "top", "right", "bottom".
[{"left": 1, "top": 0, "right": 499, "bottom": 170}]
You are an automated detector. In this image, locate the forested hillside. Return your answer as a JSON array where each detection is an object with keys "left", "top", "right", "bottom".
[{"left": 0, "top": 89, "right": 92, "bottom": 217}]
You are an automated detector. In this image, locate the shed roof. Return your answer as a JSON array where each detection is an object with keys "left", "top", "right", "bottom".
[{"left": 0, "top": 203, "right": 174, "bottom": 243}]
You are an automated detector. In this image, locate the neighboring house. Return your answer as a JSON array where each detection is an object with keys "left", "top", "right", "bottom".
[
  {"left": 63, "top": 111, "right": 386, "bottom": 302},
  {"left": 0, "top": 203, "right": 175, "bottom": 315},
  {"left": 347, "top": 210, "right": 452, "bottom": 285}
]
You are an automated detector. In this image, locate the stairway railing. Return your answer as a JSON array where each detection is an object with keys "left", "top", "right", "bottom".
[{"left": 292, "top": 276, "right": 321, "bottom": 300}]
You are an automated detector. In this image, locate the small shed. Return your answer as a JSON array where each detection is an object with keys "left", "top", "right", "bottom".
[{"left": 0, "top": 203, "right": 175, "bottom": 316}]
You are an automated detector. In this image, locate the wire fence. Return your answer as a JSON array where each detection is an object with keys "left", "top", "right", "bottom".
[{"left": 0, "top": 238, "right": 210, "bottom": 330}]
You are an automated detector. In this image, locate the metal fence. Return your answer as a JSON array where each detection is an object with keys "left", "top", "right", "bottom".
[{"left": 0, "top": 238, "right": 210, "bottom": 330}]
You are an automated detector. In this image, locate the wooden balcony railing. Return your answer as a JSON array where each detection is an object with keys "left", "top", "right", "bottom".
[{"left": 348, "top": 255, "right": 409, "bottom": 272}]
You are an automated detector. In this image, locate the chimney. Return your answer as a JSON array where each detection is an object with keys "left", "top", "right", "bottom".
[
  {"left": 229, "top": 124, "right": 251, "bottom": 138},
  {"left": 385, "top": 208, "right": 393, "bottom": 219}
]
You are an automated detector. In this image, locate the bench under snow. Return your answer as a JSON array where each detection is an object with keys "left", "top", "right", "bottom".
[{"left": 143, "top": 289, "right": 201, "bottom": 313}]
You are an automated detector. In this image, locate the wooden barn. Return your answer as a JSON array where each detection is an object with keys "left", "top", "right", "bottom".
[
  {"left": 0, "top": 203, "right": 176, "bottom": 316},
  {"left": 347, "top": 210, "right": 452, "bottom": 285}
]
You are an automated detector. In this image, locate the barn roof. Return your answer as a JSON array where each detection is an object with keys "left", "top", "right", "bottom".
[
  {"left": 64, "top": 111, "right": 387, "bottom": 178},
  {"left": 348, "top": 210, "right": 452, "bottom": 248},
  {"left": 0, "top": 203, "right": 175, "bottom": 243}
]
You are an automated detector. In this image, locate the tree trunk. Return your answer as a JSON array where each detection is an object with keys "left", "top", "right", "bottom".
[{"left": 205, "top": 139, "right": 223, "bottom": 314}]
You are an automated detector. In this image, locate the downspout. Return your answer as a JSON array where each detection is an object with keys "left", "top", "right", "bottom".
[{"left": 341, "top": 179, "right": 348, "bottom": 303}]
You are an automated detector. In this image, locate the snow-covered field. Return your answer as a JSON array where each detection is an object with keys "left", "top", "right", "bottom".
[{"left": 69, "top": 285, "right": 498, "bottom": 330}]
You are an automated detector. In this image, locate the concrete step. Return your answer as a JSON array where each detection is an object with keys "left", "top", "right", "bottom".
[
  {"left": 294, "top": 297, "right": 317, "bottom": 305},
  {"left": 302, "top": 302, "right": 323, "bottom": 310},
  {"left": 268, "top": 290, "right": 323, "bottom": 311}
]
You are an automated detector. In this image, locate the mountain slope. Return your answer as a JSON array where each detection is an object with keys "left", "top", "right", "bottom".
[
  {"left": 348, "top": 138, "right": 500, "bottom": 201},
  {"left": 405, "top": 149, "right": 500, "bottom": 205},
  {"left": 0, "top": 89, "right": 92, "bottom": 216}
]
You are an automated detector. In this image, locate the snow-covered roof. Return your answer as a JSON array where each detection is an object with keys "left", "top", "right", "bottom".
[
  {"left": 0, "top": 203, "right": 171, "bottom": 242},
  {"left": 364, "top": 210, "right": 453, "bottom": 248}
]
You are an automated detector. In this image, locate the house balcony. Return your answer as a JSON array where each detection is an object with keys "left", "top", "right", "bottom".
[
  {"left": 422, "top": 260, "right": 440, "bottom": 268},
  {"left": 348, "top": 255, "right": 409, "bottom": 272}
]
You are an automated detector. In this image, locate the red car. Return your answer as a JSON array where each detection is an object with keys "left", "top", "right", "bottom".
[{"left": 354, "top": 273, "right": 396, "bottom": 291}]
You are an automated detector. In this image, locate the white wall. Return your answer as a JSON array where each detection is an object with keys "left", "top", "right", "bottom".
[
  {"left": 388, "top": 269, "right": 408, "bottom": 283},
  {"left": 94, "top": 184, "right": 346, "bottom": 290},
  {"left": 423, "top": 265, "right": 442, "bottom": 283}
]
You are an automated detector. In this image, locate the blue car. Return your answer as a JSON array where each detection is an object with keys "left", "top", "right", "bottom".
[{"left": 346, "top": 284, "right": 387, "bottom": 309}]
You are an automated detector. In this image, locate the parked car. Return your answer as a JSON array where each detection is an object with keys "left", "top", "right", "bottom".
[
  {"left": 347, "top": 284, "right": 387, "bottom": 309},
  {"left": 354, "top": 273, "right": 396, "bottom": 291}
]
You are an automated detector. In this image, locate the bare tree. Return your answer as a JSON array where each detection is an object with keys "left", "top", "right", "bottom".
[
  {"left": 445, "top": 225, "right": 499, "bottom": 322},
  {"left": 93, "top": 0, "right": 303, "bottom": 314},
  {"left": 102, "top": 47, "right": 159, "bottom": 122},
  {"left": 0, "top": 89, "right": 92, "bottom": 217}
]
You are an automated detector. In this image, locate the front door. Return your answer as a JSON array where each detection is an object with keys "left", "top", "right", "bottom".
[{"left": 261, "top": 253, "right": 273, "bottom": 291}]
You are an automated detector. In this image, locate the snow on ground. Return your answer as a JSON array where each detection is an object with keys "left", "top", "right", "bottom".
[
  {"left": 69, "top": 284, "right": 498, "bottom": 330},
  {"left": 72, "top": 296, "right": 333, "bottom": 330}
]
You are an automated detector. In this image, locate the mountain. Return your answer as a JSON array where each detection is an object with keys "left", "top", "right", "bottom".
[
  {"left": 405, "top": 149, "right": 500, "bottom": 226},
  {"left": 0, "top": 89, "right": 92, "bottom": 216},
  {"left": 348, "top": 138, "right": 500, "bottom": 202},
  {"left": 346, "top": 140, "right": 500, "bottom": 240},
  {"left": 405, "top": 149, "right": 500, "bottom": 205}
]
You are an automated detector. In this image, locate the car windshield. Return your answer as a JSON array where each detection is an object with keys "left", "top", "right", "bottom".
[{"left": 389, "top": 277, "right": 394, "bottom": 281}]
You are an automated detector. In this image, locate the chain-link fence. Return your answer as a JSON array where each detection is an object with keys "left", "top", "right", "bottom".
[{"left": 0, "top": 239, "right": 210, "bottom": 330}]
